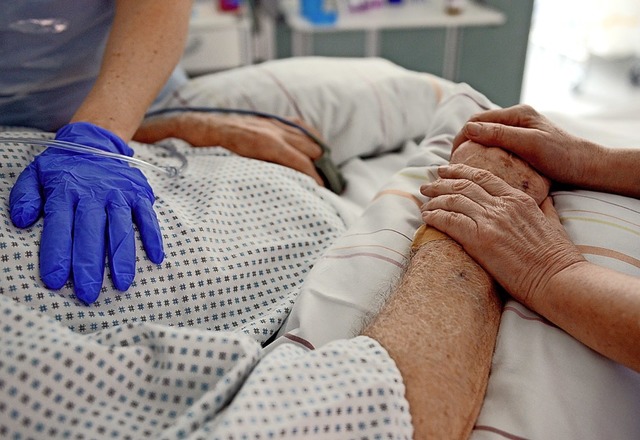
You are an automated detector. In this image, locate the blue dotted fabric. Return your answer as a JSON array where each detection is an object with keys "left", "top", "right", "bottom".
[
  {"left": 0, "top": 131, "right": 412, "bottom": 438},
  {"left": 215, "top": 337, "right": 412, "bottom": 439},
  {"left": 0, "top": 295, "right": 412, "bottom": 439},
  {"left": 0, "top": 294, "right": 261, "bottom": 439},
  {"left": 0, "top": 133, "right": 345, "bottom": 343}
]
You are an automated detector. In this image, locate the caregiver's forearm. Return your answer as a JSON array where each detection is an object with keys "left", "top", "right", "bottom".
[
  {"left": 72, "top": 0, "right": 192, "bottom": 141},
  {"left": 532, "top": 261, "right": 640, "bottom": 372},
  {"left": 589, "top": 148, "right": 640, "bottom": 199},
  {"left": 363, "top": 237, "right": 501, "bottom": 439}
]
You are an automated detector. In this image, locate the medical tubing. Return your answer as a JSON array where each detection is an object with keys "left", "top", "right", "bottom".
[
  {"left": 2, "top": 107, "right": 334, "bottom": 181},
  {"left": 145, "top": 106, "right": 346, "bottom": 194},
  {"left": 0, "top": 136, "right": 182, "bottom": 177}
]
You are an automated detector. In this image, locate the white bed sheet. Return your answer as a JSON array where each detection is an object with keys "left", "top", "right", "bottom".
[{"left": 337, "top": 104, "right": 640, "bottom": 440}]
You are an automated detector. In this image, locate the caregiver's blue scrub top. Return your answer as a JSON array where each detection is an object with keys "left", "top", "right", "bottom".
[{"left": 0, "top": 1, "right": 185, "bottom": 132}]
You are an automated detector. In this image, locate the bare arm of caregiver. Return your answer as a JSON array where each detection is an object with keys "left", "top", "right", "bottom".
[
  {"left": 453, "top": 104, "right": 640, "bottom": 199},
  {"left": 363, "top": 141, "right": 551, "bottom": 439},
  {"left": 71, "top": 0, "right": 193, "bottom": 141},
  {"left": 134, "top": 112, "right": 326, "bottom": 186},
  {"left": 422, "top": 163, "right": 640, "bottom": 373}
]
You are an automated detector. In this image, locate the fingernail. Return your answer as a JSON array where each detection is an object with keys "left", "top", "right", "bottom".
[{"left": 466, "top": 122, "right": 482, "bottom": 136}]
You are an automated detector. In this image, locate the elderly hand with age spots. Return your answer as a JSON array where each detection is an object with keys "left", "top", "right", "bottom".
[
  {"left": 452, "top": 104, "right": 622, "bottom": 196},
  {"left": 419, "top": 124, "right": 640, "bottom": 373},
  {"left": 363, "top": 139, "right": 562, "bottom": 439},
  {"left": 420, "top": 140, "right": 585, "bottom": 310}
]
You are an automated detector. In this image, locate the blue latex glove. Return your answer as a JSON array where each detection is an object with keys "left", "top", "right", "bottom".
[{"left": 9, "top": 122, "right": 164, "bottom": 304}]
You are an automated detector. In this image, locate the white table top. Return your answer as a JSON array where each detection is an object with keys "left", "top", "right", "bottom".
[{"left": 282, "top": 0, "right": 506, "bottom": 32}]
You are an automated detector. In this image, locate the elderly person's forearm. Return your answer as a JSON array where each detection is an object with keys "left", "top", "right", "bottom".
[
  {"left": 362, "top": 234, "right": 501, "bottom": 439},
  {"left": 423, "top": 162, "right": 640, "bottom": 373},
  {"left": 530, "top": 260, "right": 640, "bottom": 372},
  {"left": 362, "top": 140, "right": 551, "bottom": 438}
]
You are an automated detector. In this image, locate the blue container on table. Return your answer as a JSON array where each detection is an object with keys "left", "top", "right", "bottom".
[{"left": 301, "top": 0, "right": 337, "bottom": 24}]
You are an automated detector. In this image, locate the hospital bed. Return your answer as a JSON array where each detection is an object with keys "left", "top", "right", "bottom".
[{"left": 0, "top": 57, "right": 639, "bottom": 439}]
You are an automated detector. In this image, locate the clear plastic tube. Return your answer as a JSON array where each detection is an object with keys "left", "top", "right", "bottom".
[{"left": 0, "top": 136, "right": 184, "bottom": 177}]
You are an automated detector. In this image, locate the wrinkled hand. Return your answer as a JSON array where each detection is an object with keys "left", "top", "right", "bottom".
[
  {"left": 451, "top": 140, "right": 551, "bottom": 205},
  {"left": 452, "top": 104, "right": 603, "bottom": 188},
  {"left": 10, "top": 122, "right": 164, "bottom": 304},
  {"left": 420, "top": 163, "right": 585, "bottom": 307},
  {"left": 134, "top": 112, "right": 326, "bottom": 186}
]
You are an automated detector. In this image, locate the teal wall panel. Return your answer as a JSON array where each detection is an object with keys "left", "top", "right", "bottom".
[
  {"left": 275, "top": 0, "right": 534, "bottom": 107},
  {"left": 379, "top": 28, "right": 446, "bottom": 75},
  {"left": 458, "top": 0, "right": 534, "bottom": 107}
]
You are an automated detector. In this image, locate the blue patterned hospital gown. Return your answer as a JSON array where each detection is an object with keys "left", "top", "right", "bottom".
[{"left": 0, "top": 134, "right": 412, "bottom": 439}]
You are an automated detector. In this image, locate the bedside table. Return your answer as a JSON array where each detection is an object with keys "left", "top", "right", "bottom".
[{"left": 280, "top": 0, "right": 505, "bottom": 80}]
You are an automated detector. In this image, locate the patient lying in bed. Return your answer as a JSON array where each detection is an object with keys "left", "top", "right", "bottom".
[
  {"left": 117, "top": 107, "right": 555, "bottom": 439},
  {"left": 1, "top": 58, "right": 638, "bottom": 439}
]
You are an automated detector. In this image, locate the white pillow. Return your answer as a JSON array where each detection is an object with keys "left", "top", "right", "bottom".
[{"left": 164, "top": 57, "right": 449, "bottom": 165}]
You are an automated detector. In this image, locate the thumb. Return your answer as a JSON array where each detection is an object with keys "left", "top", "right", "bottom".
[{"left": 9, "top": 163, "right": 43, "bottom": 228}]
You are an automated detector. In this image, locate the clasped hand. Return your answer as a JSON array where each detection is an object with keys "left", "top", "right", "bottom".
[
  {"left": 420, "top": 164, "right": 584, "bottom": 308},
  {"left": 9, "top": 122, "right": 164, "bottom": 304},
  {"left": 420, "top": 105, "right": 591, "bottom": 307}
]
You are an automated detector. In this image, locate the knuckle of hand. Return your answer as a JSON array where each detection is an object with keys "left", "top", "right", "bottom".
[
  {"left": 429, "top": 208, "right": 452, "bottom": 227},
  {"left": 441, "top": 193, "right": 460, "bottom": 209},
  {"left": 452, "top": 179, "right": 472, "bottom": 192},
  {"left": 470, "top": 168, "right": 493, "bottom": 185},
  {"left": 518, "top": 104, "right": 539, "bottom": 120},
  {"left": 512, "top": 191, "right": 537, "bottom": 208},
  {"left": 520, "top": 104, "right": 535, "bottom": 114},
  {"left": 489, "top": 123, "right": 505, "bottom": 141}
]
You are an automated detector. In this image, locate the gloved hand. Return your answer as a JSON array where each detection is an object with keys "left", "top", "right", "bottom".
[{"left": 9, "top": 122, "right": 164, "bottom": 304}]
